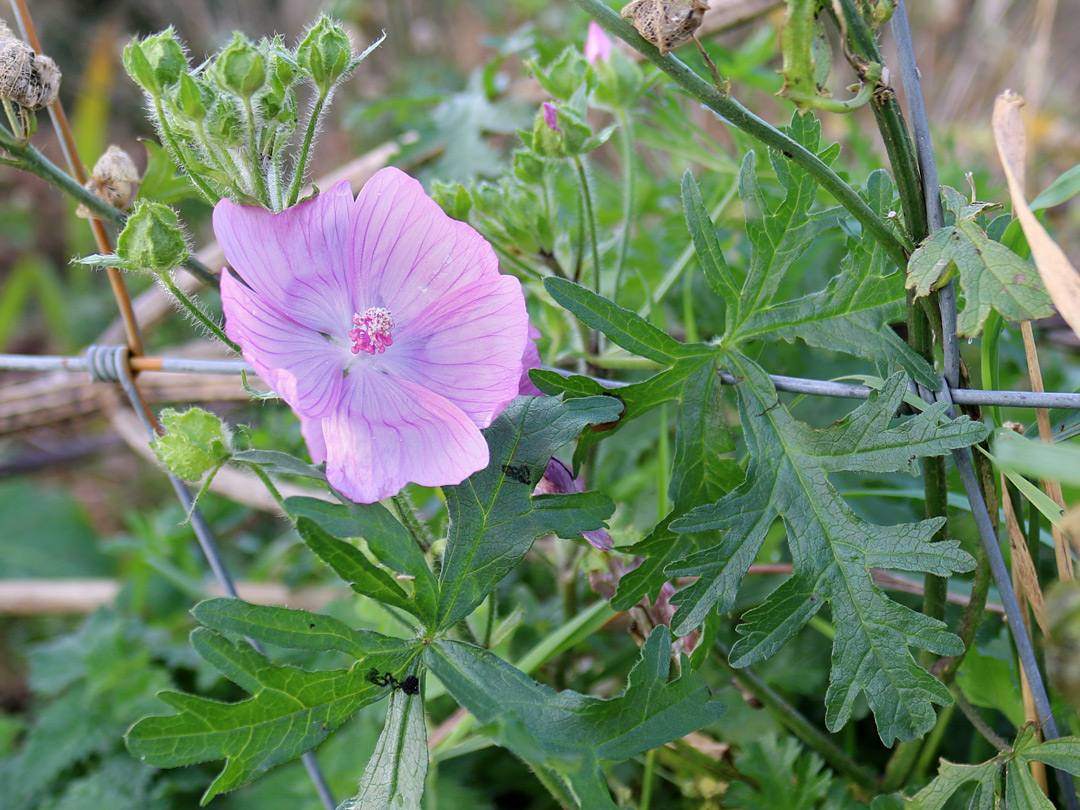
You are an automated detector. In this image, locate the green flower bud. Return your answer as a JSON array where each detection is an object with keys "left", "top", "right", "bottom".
[
  {"left": 151, "top": 408, "right": 232, "bottom": 481},
  {"left": 207, "top": 98, "right": 244, "bottom": 147},
  {"left": 297, "top": 16, "right": 354, "bottom": 93},
  {"left": 431, "top": 181, "right": 473, "bottom": 221},
  {"left": 213, "top": 33, "right": 266, "bottom": 99},
  {"left": 116, "top": 200, "right": 188, "bottom": 275},
  {"left": 530, "top": 47, "right": 592, "bottom": 103},
  {"left": 593, "top": 49, "right": 644, "bottom": 110},
  {"left": 174, "top": 73, "right": 212, "bottom": 123},
  {"left": 123, "top": 29, "right": 186, "bottom": 97}
]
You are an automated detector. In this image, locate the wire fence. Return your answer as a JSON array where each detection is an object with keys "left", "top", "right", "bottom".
[{"left": 2, "top": 0, "right": 1079, "bottom": 807}]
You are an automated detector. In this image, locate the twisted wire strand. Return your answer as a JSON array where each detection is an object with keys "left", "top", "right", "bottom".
[{"left": 83, "top": 347, "right": 337, "bottom": 809}]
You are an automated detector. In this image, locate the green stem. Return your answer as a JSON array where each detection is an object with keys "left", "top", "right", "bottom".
[
  {"left": 714, "top": 642, "right": 880, "bottom": 795},
  {"left": 640, "top": 747, "right": 658, "bottom": 810},
  {"left": 936, "top": 541, "right": 991, "bottom": 684},
  {"left": 914, "top": 703, "right": 955, "bottom": 783},
  {"left": 160, "top": 274, "right": 241, "bottom": 353},
  {"left": 570, "top": 0, "right": 911, "bottom": 269},
  {"left": 244, "top": 461, "right": 291, "bottom": 517},
  {"left": 981, "top": 311, "right": 1004, "bottom": 428},
  {"left": 242, "top": 97, "right": 271, "bottom": 208},
  {"left": 613, "top": 109, "right": 636, "bottom": 304},
  {"left": 530, "top": 764, "right": 575, "bottom": 810},
  {"left": 2, "top": 99, "right": 23, "bottom": 140},
  {"left": 882, "top": 740, "right": 923, "bottom": 793},
  {"left": 390, "top": 491, "right": 434, "bottom": 553},
  {"left": 153, "top": 98, "right": 220, "bottom": 204},
  {"left": 285, "top": 90, "right": 328, "bottom": 208},
  {"left": 951, "top": 684, "right": 1010, "bottom": 752},
  {"left": 578, "top": 155, "right": 604, "bottom": 295},
  {"left": 832, "top": 0, "right": 928, "bottom": 243}
]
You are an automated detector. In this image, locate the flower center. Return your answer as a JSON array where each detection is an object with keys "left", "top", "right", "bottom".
[{"left": 349, "top": 307, "right": 395, "bottom": 355}]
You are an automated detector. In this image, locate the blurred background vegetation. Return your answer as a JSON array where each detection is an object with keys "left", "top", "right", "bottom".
[{"left": 0, "top": 0, "right": 1077, "bottom": 807}]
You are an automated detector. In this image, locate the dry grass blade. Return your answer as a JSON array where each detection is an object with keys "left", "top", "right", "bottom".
[{"left": 993, "top": 91, "right": 1080, "bottom": 341}]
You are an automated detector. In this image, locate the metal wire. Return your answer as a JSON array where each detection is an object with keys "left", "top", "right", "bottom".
[
  {"left": 891, "top": 4, "right": 1076, "bottom": 801},
  {"left": 891, "top": 0, "right": 961, "bottom": 391},
  {"left": 6, "top": 353, "right": 1080, "bottom": 412},
  {"left": 84, "top": 346, "right": 337, "bottom": 810},
  {"left": 935, "top": 379, "right": 1078, "bottom": 804}
]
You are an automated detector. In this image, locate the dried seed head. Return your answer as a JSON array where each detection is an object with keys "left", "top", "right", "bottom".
[
  {"left": 77, "top": 145, "right": 141, "bottom": 216},
  {"left": 0, "top": 37, "right": 60, "bottom": 109},
  {"left": 620, "top": 0, "right": 709, "bottom": 56}
]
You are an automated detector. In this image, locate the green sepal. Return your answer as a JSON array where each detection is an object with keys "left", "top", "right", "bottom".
[
  {"left": 150, "top": 407, "right": 231, "bottom": 482},
  {"left": 123, "top": 29, "right": 187, "bottom": 97},
  {"left": 115, "top": 200, "right": 188, "bottom": 275}
]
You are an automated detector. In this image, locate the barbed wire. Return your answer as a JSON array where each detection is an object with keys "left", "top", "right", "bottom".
[{"left": 4, "top": 352, "right": 1079, "bottom": 411}]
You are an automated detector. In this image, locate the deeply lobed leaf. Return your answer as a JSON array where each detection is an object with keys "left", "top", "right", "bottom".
[
  {"left": 669, "top": 357, "right": 988, "bottom": 744},
  {"left": 425, "top": 626, "right": 724, "bottom": 808},
  {"left": 126, "top": 627, "right": 420, "bottom": 803}
]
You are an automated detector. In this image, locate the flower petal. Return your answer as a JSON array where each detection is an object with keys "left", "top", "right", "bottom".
[
  {"left": 352, "top": 168, "right": 501, "bottom": 324},
  {"left": 221, "top": 268, "right": 347, "bottom": 419},
  {"left": 322, "top": 369, "right": 489, "bottom": 503},
  {"left": 213, "top": 180, "right": 356, "bottom": 335},
  {"left": 519, "top": 325, "right": 544, "bottom": 396},
  {"left": 298, "top": 413, "right": 327, "bottom": 465},
  {"left": 379, "top": 274, "right": 528, "bottom": 428}
]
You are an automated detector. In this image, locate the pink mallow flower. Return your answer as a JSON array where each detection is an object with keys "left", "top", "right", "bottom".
[
  {"left": 215, "top": 167, "right": 531, "bottom": 503},
  {"left": 585, "top": 21, "right": 613, "bottom": 65}
]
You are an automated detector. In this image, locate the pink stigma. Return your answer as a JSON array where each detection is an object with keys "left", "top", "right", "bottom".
[{"left": 349, "top": 307, "right": 395, "bottom": 355}]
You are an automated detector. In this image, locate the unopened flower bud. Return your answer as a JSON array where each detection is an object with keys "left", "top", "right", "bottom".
[
  {"left": 297, "top": 16, "right": 353, "bottom": 93},
  {"left": 207, "top": 98, "right": 244, "bottom": 147},
  {"left": 0, "top": 38, "right": 60, "bottom": 109},
  {"left": 173, "top": 73, "right": 211, "bottom": 123},
  {"left": 77, "top": 144, "right": 141, "bottom": 216},
  {"left": 213, "top": 33, "right": 266, "bottom": 99},
  {"left": 116, "top": 200, "right": 188, "bottom": 275},
  {"left": 123, "top": 29, "right": 186, "bottom": 97}
]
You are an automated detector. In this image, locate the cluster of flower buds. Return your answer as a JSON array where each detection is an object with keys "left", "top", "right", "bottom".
[
  {"left": 0, "top": 20, "right": 60, "bottom": 113},
  {"left": 122, "top": 17, "right": 378, "bottom": 211}
]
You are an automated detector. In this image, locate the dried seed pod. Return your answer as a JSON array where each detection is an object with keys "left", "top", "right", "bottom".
[
  {"left": 77, "top": 145, "right": 141, "bottom": 216},
  {"left": 620, "top": 0, "right": 710, "bottom": 56},
  {"left": 0, "top": 37, "right": 60, "bottom": 109}
]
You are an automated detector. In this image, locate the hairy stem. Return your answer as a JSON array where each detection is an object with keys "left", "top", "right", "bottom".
[
  {"left": 569, "top": 0, "right": 911, "bottom": 269},
  {"left": 831, "top": 0, "right": 928, "bottom": 243},
  {"left": 242, "top": 98, "right": 271, "bottom": 208},
  {"left": 244, "top": 461, "right": 291, "bottom": 517},
  {"left": 159, "top": 275, "right": 241, "bottom": 353},
  {"left": 285, "top": 90, "right": 328, "bottom": 208},
  {"left": 0, "top": 122, "right": 220, "bottom": 290},
  {"left": 390, "top": 491, "right": 435, "bottom": 554},
  {"left": 153, "top": 98, "right": 220, "bottom": 204}
]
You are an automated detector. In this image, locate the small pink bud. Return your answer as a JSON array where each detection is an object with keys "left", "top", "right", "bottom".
[
  {"left": 584, "top": 21, "right": 613, "bottom": 65},
  {"left": 542, "top": 101, "right": 561, "bottom": 134}
]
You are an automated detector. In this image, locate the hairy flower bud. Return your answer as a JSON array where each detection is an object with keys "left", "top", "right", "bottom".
[
  {"left": 116, "top": 200, "right": 188, "bottom": 274},
  {"left": 77, "top": 144, "right": 141, "bottom": 216},
  {"left": 297, "top": 16, "right": 353, "bottom": 93},
  {"left": 0, "top": 37, "right": 60, "bottom": 109},
  {"left": 123, "top": 29, "right": 186, "bottom": 97},
  {"left": 173, "top": 73, "right": 212, "bottom": 123},
  {"left": 213, "top": 33, "right": 266, "bottom": 99},
  {"left": 207, "top": 97, "right": 245, "bottom": 147}
]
